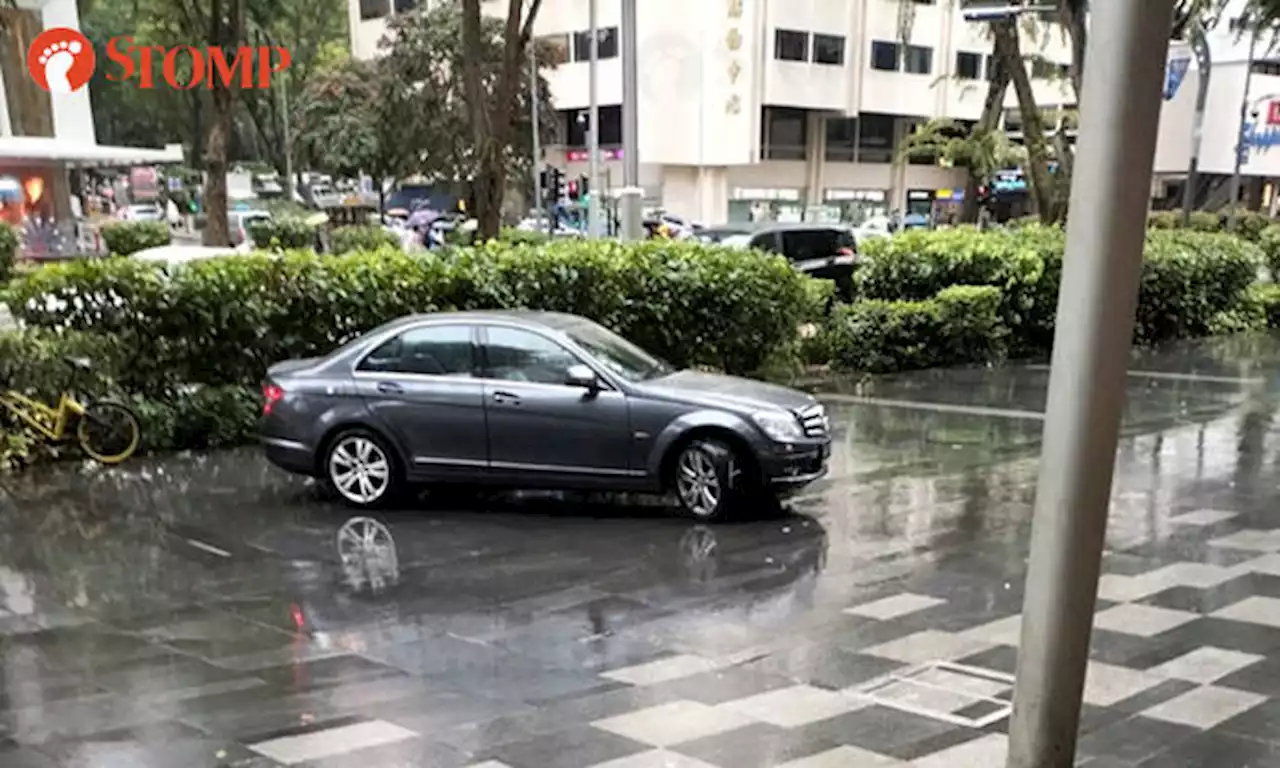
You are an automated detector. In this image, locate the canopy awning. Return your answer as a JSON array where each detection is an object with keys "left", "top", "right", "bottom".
[{"left": 0, "top": 137, "right": 184, "bottom": 167}]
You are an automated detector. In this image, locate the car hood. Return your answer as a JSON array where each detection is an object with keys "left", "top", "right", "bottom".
[{"left": 634, "top": 370, "right": 816, "bottom": 413}]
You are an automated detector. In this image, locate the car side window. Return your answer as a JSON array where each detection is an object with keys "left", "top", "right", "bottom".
[
  {"left": 357, "top": 325, "right": 475, "bottom": 376},
  {"left": 780, "top": 229, "right": 840, "bottom": 261},
  {"left": 749, "top": 233, "right": 776, "bottom": 252},
  {"left": 484, "top": 327, "right": 582, "bottom": 385}
]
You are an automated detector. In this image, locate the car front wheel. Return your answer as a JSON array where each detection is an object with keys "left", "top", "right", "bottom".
[
  {"left": 325, "top": 430, "right": 401, "bottom": 509},
  {"left": 673, "top": 439, "right": 743, "bottom": 522}
]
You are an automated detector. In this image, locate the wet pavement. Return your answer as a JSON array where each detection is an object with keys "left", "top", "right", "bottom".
[{"left": 2, "top": 334, "right": 1280, "bottom": 766}]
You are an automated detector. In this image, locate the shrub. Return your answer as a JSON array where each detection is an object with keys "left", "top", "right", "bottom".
[
  {"left": 1234, "top": 210, "right": 1273, "bottom": 242},
  {"left": 1253, "top": 283, "right": 1280, "bottom": 329},
  {"left": 7, "top": 240, "right": 815, "bottom": 394},
  {"left": 1135, "top": 230, "right": 1263, "bottom": 343},
  {"left": 1260, "top": 225, "right": 1280, "bottom": 280},
  {"left": 248, "top": 217, "right": 316, "bottom": 250},
  {"left": 828, "top": 285, "right": 1006, "bottom": 374},
  {"left": 1147, "top": 211, "right": 1181, "bottom": 230},
  {"left": 498, "top": 228, "right": 551, "bottom": 245},
  {"left": 100, "top": 221, "right": 170, "bottom": 256},
  {"left": 0, "top": 221, "right": 17, "bottom": 283},
  {"left": 1186, "top": 211, "right": 1223, "bottom": 232},
  {"left": 331, "top": 225, "right": 400, "bottom": 255}
]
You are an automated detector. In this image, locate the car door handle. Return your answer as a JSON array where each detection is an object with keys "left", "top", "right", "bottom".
[
  {"left": 376, "top": 381, "right": 403, "bottom": 394},
  {"left": 492, "top": 390, "right": 521, "bottom": 405}
]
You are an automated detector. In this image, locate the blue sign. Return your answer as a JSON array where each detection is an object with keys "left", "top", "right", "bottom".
[
  {"left": 1164, "top": 57, "right": 1190, "bottom": 101},
  {"left": 1242, "top": 119, "right": 1280, "bottom": 163}
]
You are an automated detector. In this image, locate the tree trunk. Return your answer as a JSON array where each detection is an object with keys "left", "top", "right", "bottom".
[
  {"left": 992, "top": 19, "right": 1056, "bottom": 223},
  {"left": 201, "top": 0, "right": 244, "bottom": 247},
  {"left": 962, "top": 48, "right": 1012, "bottom": 223}
]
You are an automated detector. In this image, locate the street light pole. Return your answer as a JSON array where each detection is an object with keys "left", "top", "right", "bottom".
[
  {"left": 1181, "top": 27, "right": 1211, "bottom": 224},
  {"left": 619, "top": 0, "right": 642, "bottom": 240},
  {"left": 1229, "top": 25, "right": 1260, "bottom": 232},
  {"left": 528, "top": 42, "right": 543, "bottom": 227},
  {"left": 281, "top": 71, "right": 293, "bottom": 202},
  {"left": 1005, "top": 2, "right": 1177, "bottom": 766},
  {"left": 587, "top": 0, "right": 601, "bottom": 239}
]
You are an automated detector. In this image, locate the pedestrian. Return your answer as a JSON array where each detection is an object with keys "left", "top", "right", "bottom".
[{"left": 166, "top": 197, "right": 181, "bottom": 232}]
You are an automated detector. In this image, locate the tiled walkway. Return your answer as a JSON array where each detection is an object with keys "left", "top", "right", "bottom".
[{"left": 1, "top": 337, "right": 1280, "bottom": 766}]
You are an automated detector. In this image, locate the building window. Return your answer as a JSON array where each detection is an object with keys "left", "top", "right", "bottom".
[
  {"left": 538, "top": 33, "right": 571, "bottom": 65},
  {"left": 813, "top": 34, "right": 845, "bottom": 66},
  {"left": 359, "top": 0, "right": 389, "bottom": 20},
  {"left": 904, "top": 45, "right": 933, "bottom": 74},
  {"left": 775, "top": 29, "right": 809, "bottom": 62},
  {"left": 857, "top": 112, "right": 894, "bottom": 163},
  {"left": 1253, "top": 60, "right": 1280, "bottom": 76},
  {"left": 572, "top": 27, "right": 619, "bottom": 61},
  {"left": 871, "top": 41, "right": 899, "bottom": 71},
  {"left": 562, "top": 105, "right": 623, "bottom": 146},
  {"left": 956, "top": 51, "right": 982, "bottom": 80},
  {"left": 762, "top": 107, "right": 807, "bottom": 160},
  {"left": 825, "top": 117, "right": 857, "bottom": 162}
]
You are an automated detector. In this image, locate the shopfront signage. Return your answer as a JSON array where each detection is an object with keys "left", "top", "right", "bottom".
[
  {"left": 733, "top": 187, "right": 800, "bottom": 201},
  {"left": 1163, "top": 57, "right": 1190, "bottom": 101},
  {"left": 725, "top": 0, "right": 743, "bottom": 115},
  {"left": 825, "top": 189, "right": 886, "bottom": 202},
  {"left": 1268, "top": 100, "right": 1280, "bottom": 126}
]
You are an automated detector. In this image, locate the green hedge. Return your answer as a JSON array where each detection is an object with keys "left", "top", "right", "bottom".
[
  {"left": 331, "top": 225, "right": 400, "bottom": 255},
  {"left": 1147, "top": 209, "right": 1273, "bottom": 241},
  {"left": 828, "top": 285, "right": 1006, "bottom": 373},
  {"left": 1254, "top": 283, "right": 1280, "bottom": 329},
  {"left": 0, "top": 221, "right": 17, "bottom": 283},
  {"left": 101, "top": 221, "right": 170, "bottom": 256},
  {"left": 248, "top": 217, "right": 316, "bottom": 249},
  {"left": 1260, "top": 225, "right": 1280, "bottom": 280},
  {"left": 7, "top": 241, "right": 814, "bottom": 396},
  {"left": 853, "top": 226, "right": 1261, "bottom": 356}
]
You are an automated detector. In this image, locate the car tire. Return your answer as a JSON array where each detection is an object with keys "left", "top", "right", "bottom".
[
  {"left": 672, "top": 438, "right": 745, "bottom": 522},
  {"left": 324, "top": 429, "right": 403, "bottom": 509}
]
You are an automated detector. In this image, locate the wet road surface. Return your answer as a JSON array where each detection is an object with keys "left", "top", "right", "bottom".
[{"left": 2, "top": 335, "right": 1280, "bottom": 766}]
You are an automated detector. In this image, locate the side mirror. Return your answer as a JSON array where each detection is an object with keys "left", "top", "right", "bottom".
[{"left": 565, "top": 363, "right": 600, "bottom": 392}]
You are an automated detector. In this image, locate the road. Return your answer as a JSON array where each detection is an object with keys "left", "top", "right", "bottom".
[{"left": 1, "top": 335, "right": 1279, "bottom": 767}]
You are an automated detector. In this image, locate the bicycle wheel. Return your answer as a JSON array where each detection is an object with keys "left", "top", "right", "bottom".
[{"left": 76, "top": 401, "right": 141, "bottom": 464}]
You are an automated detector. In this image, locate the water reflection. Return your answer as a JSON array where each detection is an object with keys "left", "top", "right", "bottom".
[{"left": 336, "top": 516, "right": 400, "bottom": 594}]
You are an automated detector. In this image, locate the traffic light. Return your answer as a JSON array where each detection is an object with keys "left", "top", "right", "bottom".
[
  {"left": 578, "top": 174, "right": 590, "bottom": 199},
  {"left": 553, "top": 168, "right": 566, "bottom": 200},
  {"left": 567, "top": 179, "right": 579, "bottom": 200}
]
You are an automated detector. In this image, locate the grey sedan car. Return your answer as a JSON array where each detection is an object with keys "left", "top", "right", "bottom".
[{"left": 259, "top": 311, "right": 831, "bottom": 520}]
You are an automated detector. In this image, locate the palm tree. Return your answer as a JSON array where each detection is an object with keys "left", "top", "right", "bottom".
[{"left": 897, "top": 118, "right": 1025, "bottom": 222}]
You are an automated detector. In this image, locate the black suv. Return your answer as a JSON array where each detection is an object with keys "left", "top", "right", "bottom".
[{"left": 745, "top": 224, "right": 858, "bottom": 300}]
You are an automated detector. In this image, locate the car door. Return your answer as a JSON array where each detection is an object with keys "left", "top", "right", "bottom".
[
  {"left": 352, "top": 323, "right": 489, "bottom": 478},
  {"left": 479, "top": 325, "right": 634, "bottom": 480}
]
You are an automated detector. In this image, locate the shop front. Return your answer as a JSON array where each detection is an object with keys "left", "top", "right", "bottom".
[
  {"left": 932, "top": 188, "right": 965, "bottom": 224},
  {"left": 823, "top": 188, "right": 889, "bottom": 226},
  {"left": 728, "top": 187, "right": 805, "bottom": 224}
]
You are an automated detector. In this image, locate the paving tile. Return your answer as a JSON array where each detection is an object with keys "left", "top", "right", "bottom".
[
  {"left": 480, "top": 725, "right": 648, "bottom": 768},
  {"left": 1077, "top": 715, "right": 1199, "bottom": 764},
  {"left": 1147, "top": 647, "right": 1264, "bottom": 684},
  {"left": 592, "top": 700, "right": 756, "bottom": 748},
  {"left": 1140, "top": 685, "right": 1267, "bottom": 729},
  {"left": 1211, "top": 596, "right": 1280, "bottom": 628},
  {"left": 587, "top": 750, "right": 719, "bottom": 768},
  {"left": 911, "top": 733, "right": 1006, "bottom": 767},
  {"left": 843, "top": 594, "right": 946, "bottom": 621},
  {"left": 957, "top": 614, "right": 1022, "bottom": 646},
  {"left": 1208, "top": 530, "right": 1280, "bottom": 552},
  {"left": 600, "top": 655, "right": 725, "bottom": 687},
  {"left": 774, "top": 745, "right": 904, "bottom": 766},
  {"left": 1134, "top": 730, "right": 1280, "bottom": 767},
  {"left": 248, "top": 719, "right": 418, "bottom": 765},
  {"left": 1092, "top": 604, "right": 1200, "bottom": 637},
  {"left": 859, "top": 630, "right": 992, "bottom": 665},
  {"left": 671, "top": 722, "right": 843, "bottom": 768},
  {"left": 794, "top": 704, "right": 979, "bottom": 761},
  {"left": 646, "top": 665, "right": 796, "bottom": 705},
  {"left": 719, "top": 685, "right": 868, "bottom": 728},
  {"left": 1082, "top": 663, "right": 1165, "bottom": 707},
  {"left": 1171, "top": 509, "right": 1238, "bottom": 526}
]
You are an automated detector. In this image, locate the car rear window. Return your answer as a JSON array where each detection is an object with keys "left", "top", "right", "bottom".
[{"left": 779, "top": 228, "right": 855, "bottom": 261}]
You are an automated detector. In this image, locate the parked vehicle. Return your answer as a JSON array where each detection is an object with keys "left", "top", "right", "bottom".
[
  {"left": 743, "top": 224, "right": 858, "bottom": 300},
  {"left": 229, "top": 210, "right": 272, "bottom": 246},
  {"left": 259, "top": 311, "right": 831, "bottom": 520},
  {"left": 118, "top": 203, "right": 163, "bottom": 222},
  {"left": 132, "top": 245, "right": 241, "bottom": 265}
]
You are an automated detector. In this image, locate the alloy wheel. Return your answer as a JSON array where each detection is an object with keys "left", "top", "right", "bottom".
[
  {"left": 328, "top": 436, "right": 391, "bottom": 506},
  {"left": 676, "top": 447, "right": 722, "bottom": 518}
]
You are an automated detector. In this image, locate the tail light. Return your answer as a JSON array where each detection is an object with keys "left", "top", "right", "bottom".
[
  {"left": 837, "top": 247, "right": 855, "bottom": 257},
  {"left": 262, "top": 382, "right": 284, "bottom": 415}
]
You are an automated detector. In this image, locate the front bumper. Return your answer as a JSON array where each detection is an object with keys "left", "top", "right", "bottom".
[{"left": 759, "top": 440, "right": 830, "bottom": 489}]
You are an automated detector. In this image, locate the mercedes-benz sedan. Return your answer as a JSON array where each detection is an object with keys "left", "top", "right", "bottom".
[{"left": 259, "top": 311, "right": 830, "bottom": 521}]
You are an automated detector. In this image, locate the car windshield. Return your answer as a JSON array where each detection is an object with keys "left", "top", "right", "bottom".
[{"left": 564, "top": 319, "right": 673, "bottom": 382}]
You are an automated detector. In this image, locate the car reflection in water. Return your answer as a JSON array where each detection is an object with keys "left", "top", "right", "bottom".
[{"left": 336, "top": 516, "right": 400, "bottom": 594}]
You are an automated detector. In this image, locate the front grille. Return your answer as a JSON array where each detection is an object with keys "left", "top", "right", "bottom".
[{"left": 796, "top": 404, "right": 829, "bottom": 438}]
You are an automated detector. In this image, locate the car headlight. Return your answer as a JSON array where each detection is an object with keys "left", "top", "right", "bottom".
[{"left": 752, "top": 410, "right": 803, "bottom": 442}]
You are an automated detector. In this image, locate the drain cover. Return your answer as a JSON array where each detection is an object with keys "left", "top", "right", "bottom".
[{"left": 853, "top": 661, "right": 1014, "bottom": 727}]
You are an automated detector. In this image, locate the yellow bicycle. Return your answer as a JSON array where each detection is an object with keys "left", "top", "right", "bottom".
[{"left": 0, "top": 356, "right": 141, "bottom": 464}]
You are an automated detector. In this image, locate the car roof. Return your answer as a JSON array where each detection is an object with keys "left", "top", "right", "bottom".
[
  {"left": 373, "top": 310, "right": 585, "bottom": 334},
  {"left": 749, "top": 223, "right": 854, "bottom": 234}
]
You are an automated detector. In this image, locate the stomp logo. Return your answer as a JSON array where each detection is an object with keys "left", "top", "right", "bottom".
[{"left": 27, "top": 27, "right": 290, "bottom": 93}]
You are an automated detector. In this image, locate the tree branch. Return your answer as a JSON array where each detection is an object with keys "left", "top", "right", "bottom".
[{"left": 519, "top": 0, "right": 544, "bottom": 45}]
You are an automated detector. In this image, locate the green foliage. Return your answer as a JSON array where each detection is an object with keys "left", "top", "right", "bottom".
[
  {"left": 854, "top": 225, "right": 1261, "bottom": 354},
  {"left": 1147, "top": 211, "right": 1182, "bottom": 230},
  {"left": 7, "top": 241, "right": 814, "bottom": 395},
  {"left": 1253, "top": 283, "right": 1280, "bottom": 329},
  {"left": 100, "top": 221, "right": 171, "bottom": 256},
  {"left": 1260, "top": 224, "right": 1280, "bottom": 280},
  {"left": 1234, "top": 210, "right": 1273, "bottom": 242},
  {"left": 828, "top": 286, "right": 1007, "bottom": 374},
  {"left": 498, "top": 228, "right": 552, "bottom": 246},
  {"left": 248, "top": 218, "right": 317, "bottom": 250},
  {"left": 0, "top": 221, "right": 17, "bottom": 283},
  {"left": 331, "top": 225, "right": 401, "bottom": 255},
  {"left": 1188, "top": 210, "right": 1224, "bottom": 232},
  {"left": 132, "top": 385, "right": 261, "bottom": 452}
]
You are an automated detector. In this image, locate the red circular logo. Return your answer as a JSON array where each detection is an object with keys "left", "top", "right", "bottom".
[{"left": 27, "top": 27, "right": 95, "bottom": 93}]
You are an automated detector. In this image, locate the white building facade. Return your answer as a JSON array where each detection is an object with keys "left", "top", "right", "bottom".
[{"left": 352, "top": 0, "right": 1074, "bottom": 225}]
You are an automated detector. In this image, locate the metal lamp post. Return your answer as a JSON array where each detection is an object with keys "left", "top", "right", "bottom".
[{"left": 586, "top": 0, "right": 601, "bottom": 238}]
